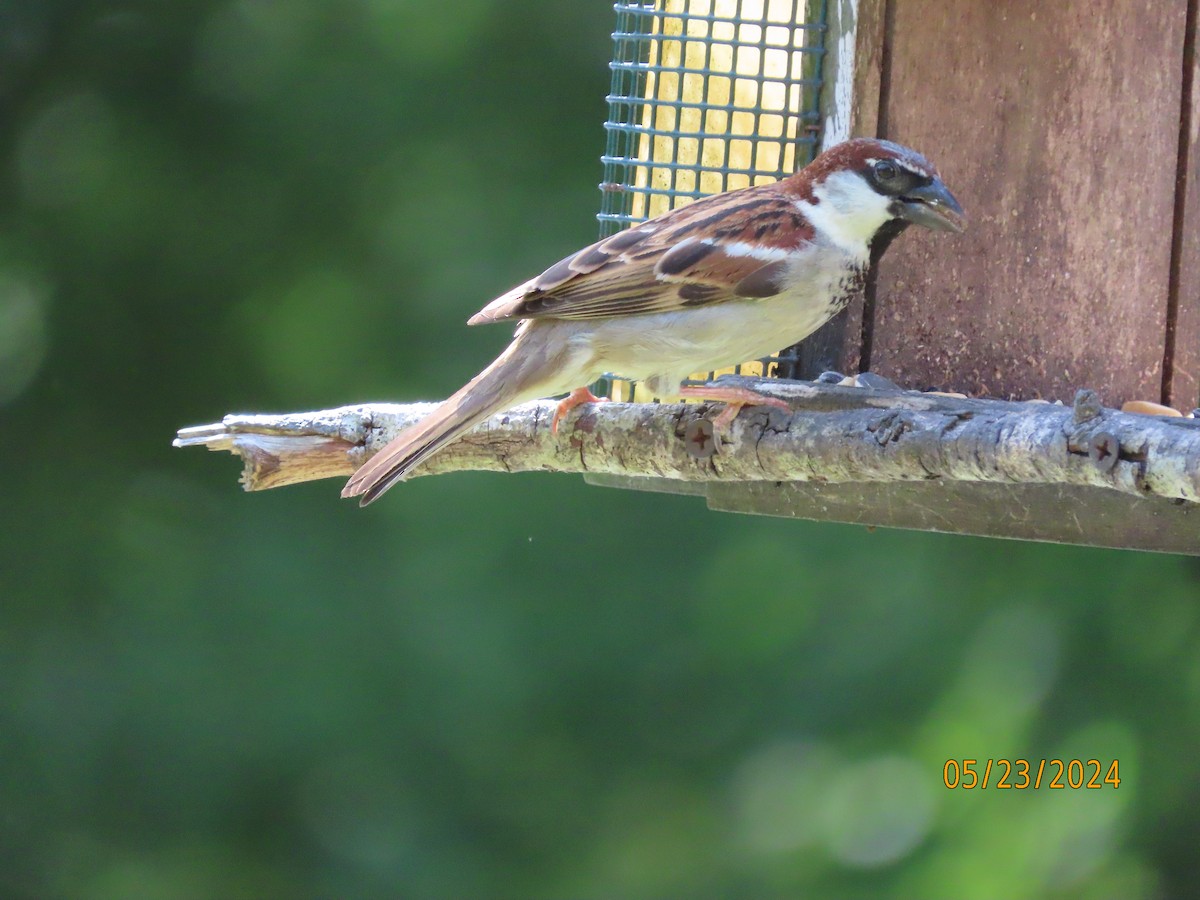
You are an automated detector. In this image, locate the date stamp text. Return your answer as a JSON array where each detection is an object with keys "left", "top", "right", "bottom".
[{"left": 943, "top": 759, "right": 1121, "bottom": 790}]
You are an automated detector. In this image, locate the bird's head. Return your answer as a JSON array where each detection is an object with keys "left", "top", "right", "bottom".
[{"left": 788, "top": 138, "right": 965, "bottom": 252}]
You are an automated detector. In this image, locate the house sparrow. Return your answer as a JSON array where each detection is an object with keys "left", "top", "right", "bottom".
[{"left": 343, "top": 137, "right": 964, "bottom": 505}]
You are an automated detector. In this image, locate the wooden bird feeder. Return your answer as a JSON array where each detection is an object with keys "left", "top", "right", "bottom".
[{"left": 587, "top": 0, "right": 1200, "bottom": 552}]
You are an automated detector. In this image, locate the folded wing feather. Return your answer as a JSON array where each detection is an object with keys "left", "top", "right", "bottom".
[{"left": 467, "top": 185, "right": 814, "bottom": 325}]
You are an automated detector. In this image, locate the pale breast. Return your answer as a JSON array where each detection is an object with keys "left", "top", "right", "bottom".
[{"left": 580, "top": 243, "right": 865, "bottom": 390}]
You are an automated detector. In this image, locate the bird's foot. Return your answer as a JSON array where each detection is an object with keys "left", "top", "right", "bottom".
[
  {"left": 552, "top": 386, "right": 606, "bottom": 433},
  {"left": 677, "top": 385, "right": 791, "bottom": 433}
]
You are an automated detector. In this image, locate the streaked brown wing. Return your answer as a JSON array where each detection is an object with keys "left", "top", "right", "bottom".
[{"left": 468, "top": 184, "right": 810, "bottom": 325}]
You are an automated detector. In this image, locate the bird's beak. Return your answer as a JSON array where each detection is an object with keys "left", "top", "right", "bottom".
[{"left": 895, "top": 179, "right": 966, "bottom": 233}]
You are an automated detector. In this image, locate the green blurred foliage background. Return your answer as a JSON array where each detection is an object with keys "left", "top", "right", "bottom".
[{"left": 2, "top": 2, "right": 1199, "bottom": 898}]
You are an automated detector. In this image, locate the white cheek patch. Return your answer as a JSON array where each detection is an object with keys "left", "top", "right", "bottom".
[{"left": 796, "top": 170, "right": 893, "bottom": 256}]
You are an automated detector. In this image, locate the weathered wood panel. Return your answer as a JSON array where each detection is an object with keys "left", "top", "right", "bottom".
[
  {"left": 1171, "top": 0, "right": 1200, "bottom": 411},
  {"left": 834, "top": 0, "right": 890, "bottom": 377},
  {"left": 850, "top": 0, "right": 887, "bottom": 144},
  {"left": 867, "top": 0, "right": 1187, "bottom": 405},
  {"left": 785, "top": 0, "right": 888, "bottom": 378}
]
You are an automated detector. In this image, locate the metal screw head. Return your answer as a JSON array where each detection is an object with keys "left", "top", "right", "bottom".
[
  {"left": 1089, "top": 431, "right": 1120, "bottom": 472},
  {"left": 683, "top": 418, "right": 716, "bottom": 458}
]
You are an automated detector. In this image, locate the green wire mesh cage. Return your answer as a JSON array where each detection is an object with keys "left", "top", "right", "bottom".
[{"left": 597, "top": 0, "right": 829, "bottom": 401}]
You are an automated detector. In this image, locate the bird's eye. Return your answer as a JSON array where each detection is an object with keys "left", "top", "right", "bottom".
[{"left": 873, "top": 160, "right": 899, "bottom": 182}]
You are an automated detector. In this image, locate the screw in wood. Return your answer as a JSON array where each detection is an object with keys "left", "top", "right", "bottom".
[
  {"left": 684, "top": 419, "right": 716, "bottom": 458},
  {"left": 1088, "top": 431, "right": 1120, "bottom": 472}
]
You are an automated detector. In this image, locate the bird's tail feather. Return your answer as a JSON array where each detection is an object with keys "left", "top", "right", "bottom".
[{"left": 341, "top": 337, "right": 559, "bottom": 505}]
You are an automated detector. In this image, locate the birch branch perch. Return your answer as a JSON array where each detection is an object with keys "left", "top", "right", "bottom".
[{"left": 174, "top": 378, "right": 1200, "bottom": 503}]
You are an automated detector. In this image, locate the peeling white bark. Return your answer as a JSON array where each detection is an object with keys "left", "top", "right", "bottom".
[{"left": 822, "top": 0, "right": 857, "bottom": 150}]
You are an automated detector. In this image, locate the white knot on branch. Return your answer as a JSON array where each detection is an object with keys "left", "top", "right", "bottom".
[{"left": 174, "top": 377, "right": 1200, "bottom": 504}]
